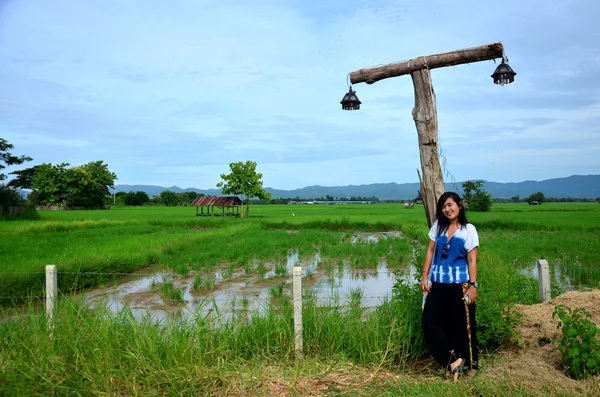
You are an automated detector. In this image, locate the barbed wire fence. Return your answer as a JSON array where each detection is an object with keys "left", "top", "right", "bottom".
[
  {"left": 2, "top": 260, "right": 600, "bottom": 354},
  {"left": 1, "top": 261, "right": 598, "bottom": 303}
]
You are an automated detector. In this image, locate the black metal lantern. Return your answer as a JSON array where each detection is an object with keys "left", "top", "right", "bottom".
[
  {"left": 491, "top": 61, "right": 516, "bottom": 86},
  {"left": 340, "top": 86, "right": 361, "bottom": 110}
]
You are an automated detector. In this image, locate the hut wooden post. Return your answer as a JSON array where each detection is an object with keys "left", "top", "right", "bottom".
[{"left": 348, "top": 42, "right": 505, "bottom": 227}]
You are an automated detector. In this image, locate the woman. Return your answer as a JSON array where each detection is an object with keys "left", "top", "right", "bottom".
[{"left": 421, "top": 192, "right": 479, "bottom": 380}]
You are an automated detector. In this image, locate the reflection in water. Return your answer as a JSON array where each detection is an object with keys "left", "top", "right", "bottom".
[
  {"left": 85, "top": 244, "right": 412, "bottom": 323},
  {"left": 520, "top": 262, "right": 575, "bottom": 291},
  {"left": 312, "top": 261, "right": 393, "bottom": 307}
]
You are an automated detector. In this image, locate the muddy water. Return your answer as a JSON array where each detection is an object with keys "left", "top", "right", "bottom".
[
  {"left": 85, "top": 232, "right": 414, "bottom": 322},
  {"left": 520, "top": 262, "right": 575, "bottom": 291}
]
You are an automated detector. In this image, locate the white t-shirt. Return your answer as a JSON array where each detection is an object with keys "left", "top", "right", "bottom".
[{"left": 428, "top": 219, "right": 479, "bottom": 284}]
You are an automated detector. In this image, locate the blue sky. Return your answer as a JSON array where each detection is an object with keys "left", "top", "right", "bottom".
[{"left": 1, "top": 0, "right": 599, "bottom": 190}]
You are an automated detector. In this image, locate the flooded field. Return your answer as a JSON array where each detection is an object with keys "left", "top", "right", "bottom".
[{"left": 85, "top": 231, "right": 414, "bottom": 322}]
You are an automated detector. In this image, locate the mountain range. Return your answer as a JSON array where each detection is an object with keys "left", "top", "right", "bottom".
[{"left": 114, "top": 174, "right": 600, "bottom": 200}]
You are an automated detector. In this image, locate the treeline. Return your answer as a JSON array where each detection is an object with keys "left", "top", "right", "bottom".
[
  {"left": 257, "top": 196, "right": 382, "bottom": 204},
  {"left": 115, "top": 190, "right": 204, "bottom": 207},
  {"left": 494, "top": 193, "right": 600, "bottom": 204}
]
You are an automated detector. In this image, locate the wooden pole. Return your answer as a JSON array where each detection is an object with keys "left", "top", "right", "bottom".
[
  {"left": 347, "top": 42, "right": 508, "bottom": 227},
  {"left": 411, "top": 69, "right": 445, "bottom": 228},
  {"left": 293, "top": 266, "right": 303, "bottom": 358},
  {"left": 350, "top": 42, "right": 503, "bottom": 84},
  {"left": 45, "top": 265, "right": 57, "bottom": 330}
]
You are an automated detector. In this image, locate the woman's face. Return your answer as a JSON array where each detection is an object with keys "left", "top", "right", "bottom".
[{"left": 442, "top": 197, "right": 461, "bottom": 221}]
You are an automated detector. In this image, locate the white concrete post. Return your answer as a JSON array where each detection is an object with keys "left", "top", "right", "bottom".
[
  {"left": 292, "top": 266, "right": 303, "bottom": 358},
  {"left": 45, "top": 265, "right": 57, "bottom": 329},
  {"left": 537, "top": 259, "right": 551, "bottom": 302}
]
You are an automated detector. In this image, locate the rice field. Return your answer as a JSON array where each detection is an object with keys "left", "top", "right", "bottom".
[{"left": 1, "top": 202, "right": 599, "bottom": 395}]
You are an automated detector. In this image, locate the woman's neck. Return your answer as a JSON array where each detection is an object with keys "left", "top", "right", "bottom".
[{"left": 449, "top": 219, "right": 460, "bottom": 228}]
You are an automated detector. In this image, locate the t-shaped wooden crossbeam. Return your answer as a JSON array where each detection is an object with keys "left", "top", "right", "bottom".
[
  {"left": 348, "top": 42, "right": 506, "bottom": 227},
  {"left": 350, "top": 42, "right": 504, "bottom": 84}
]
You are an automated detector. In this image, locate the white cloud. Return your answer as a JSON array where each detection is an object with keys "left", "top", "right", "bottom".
[{"left": 1, "top": 0, "right": 599, "bottom": 188}]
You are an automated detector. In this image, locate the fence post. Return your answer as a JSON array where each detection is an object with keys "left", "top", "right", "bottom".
[
  {"left": 537, "top": 259, "right": 551, "bottom": 302},
  {"left": 293, "top": 266, "right": 303, "bottom": 358},
  {"left": 46, "top": 265, "right": 57, "bottom": 329}
]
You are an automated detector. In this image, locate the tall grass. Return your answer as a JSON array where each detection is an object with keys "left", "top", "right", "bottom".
[{"left": 0, "top": 279, "right": 431, "bottom": 396}]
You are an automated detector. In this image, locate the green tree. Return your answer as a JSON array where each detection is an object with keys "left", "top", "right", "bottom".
[
  {"left": 415, "top": 190, "right": 423, "bottom": 202},
  {"left": 1, "top": 138, "right": 32, "bottom": 182},
  {"left": 527, "top": 191, "right": 545, "bottom": 205},
  {"left": 216, "top": 161, "right": 271, "bottom": 217},
  {"left": 77, "top": 161, "right": 117, "bottom": 207},
  {"left": 1, "top": 138, "right": 33, "bottom": 208},
  {"left": 29, "top": 163, "right": 68, "bottom": 206},
  {"left": 160, "top": 189, "right": 179, "bottom": 206},
  {"left": 31, "top": 161, "right": 117, "bottom": 207},
  {"left": 124, "top": 191, "right": 150, "bottom": 206},
  {"left": 511, "top": 195, "right": 520, "bottom": 203},
  {"left": 7, "top": 165, "right": 40, "bottom": 189},
  {"left": 462, "top": 180, "right": 493, "bottom": 212},
  {"left": 176, "top": 191, "right": 199, "bottom": 206},
  {"left": 0, "top": 185, "right": 24, "bottom": 207}
]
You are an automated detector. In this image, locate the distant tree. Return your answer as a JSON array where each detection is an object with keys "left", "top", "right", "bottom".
[
  {"left": 185, "top": 191, "right": 199, "bottom": 201},
  {"left": 31, "top": 161, "right": 117, "bottom": 207},
  {"left": 113, "top": 191, "right": 127, "bottom": 206},
  {"left": 527, "top": 192, "right": 545, "bottom": 205},
  {"left": 462, "top": 180, "right": 492, "bottom": 212},
  {"left": 1, "top": 138, "right": 32, "bottom": 182},
  {"left": 415, "top": 190, "right": 423, "bottom": 202},
  {"left": 511, "top": 195, "right": 520, "bottom": 203},
  {"left": 160, "top": 190, "right": 179, "bottom": 206},
  {"left": 75, "top": 161, "right": 117, "bottom": 207},
  {"left": 217, "top": 160, "right": 271, "bottom": 217},
  {"left": 176, "top": 191, "right": 201, "bottom": 206},
  {"left": 7, "top": 165, "right": 40, "bottom": 190},
  {"left": 124, "top": 191, "right": 150, "bottom": 206},
  {"left": 0, "top": 184, "right": 24, "bottom": 207},
  {"left": 1, "top": 138, "right": 33, "bottom": 210}
]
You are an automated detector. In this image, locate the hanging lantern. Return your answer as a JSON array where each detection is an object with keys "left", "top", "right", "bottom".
[
  {"left": 340, "top": 86, "right": 361, "bottom": 110},
  {"left": 491, "top": 61, "right": 517, "bottom": 86}
]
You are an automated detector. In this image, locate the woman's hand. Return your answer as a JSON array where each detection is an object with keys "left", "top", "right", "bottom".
[
  {"left": 420, "top": 274, "right": 430, "bottom": 292},
  {"left": 463, "top": 286, "right": 477, "bottom": 305}
]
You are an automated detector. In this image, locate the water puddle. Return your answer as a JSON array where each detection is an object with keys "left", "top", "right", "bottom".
[
  {"left": 520, "top": 262, "right": 575, "bottom": 291},
  {"left": 310, "top": 260, "right": 417, "bottom": 308},
  {"left": 84, "top": 233, "right": 412, "bottom": 323},
  {"left": 350, "top": 231, "right": 401, "bottom": 244}
]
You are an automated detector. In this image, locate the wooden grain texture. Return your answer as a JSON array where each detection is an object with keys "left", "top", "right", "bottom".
[
  {"left": 350, "top": 42, "right": 504, "bottom": 84},
  {"left": 411, "top": 69, "right": 444, "bottom": 228}
]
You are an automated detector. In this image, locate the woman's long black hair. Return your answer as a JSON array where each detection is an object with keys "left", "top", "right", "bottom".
[{"left": 435, "top": 192, "right": 469, "bottom": 237}]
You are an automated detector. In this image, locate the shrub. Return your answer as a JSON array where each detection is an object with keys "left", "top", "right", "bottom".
[{"left": 552, "top": 305, "right": 600, "bottom": 379}]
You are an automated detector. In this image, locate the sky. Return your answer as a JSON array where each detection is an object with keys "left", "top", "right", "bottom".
[{"left": 1, "top": 0, "right": 599, "bottom": 190}]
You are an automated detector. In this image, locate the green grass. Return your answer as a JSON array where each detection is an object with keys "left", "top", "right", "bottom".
[
  {"left": 1, "top": 203, "right": 599, "bottom": 395},
  {"left": 1, "top": 202, "right": 599, "bottom": 299}
]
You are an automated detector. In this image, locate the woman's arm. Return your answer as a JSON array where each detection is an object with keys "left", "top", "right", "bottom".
[
  {"left": 465, "top": 247, "right": 478, "bottom": 304},
  {"left": 420, "top": 240, "right": 436, "bottom": 292}
]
